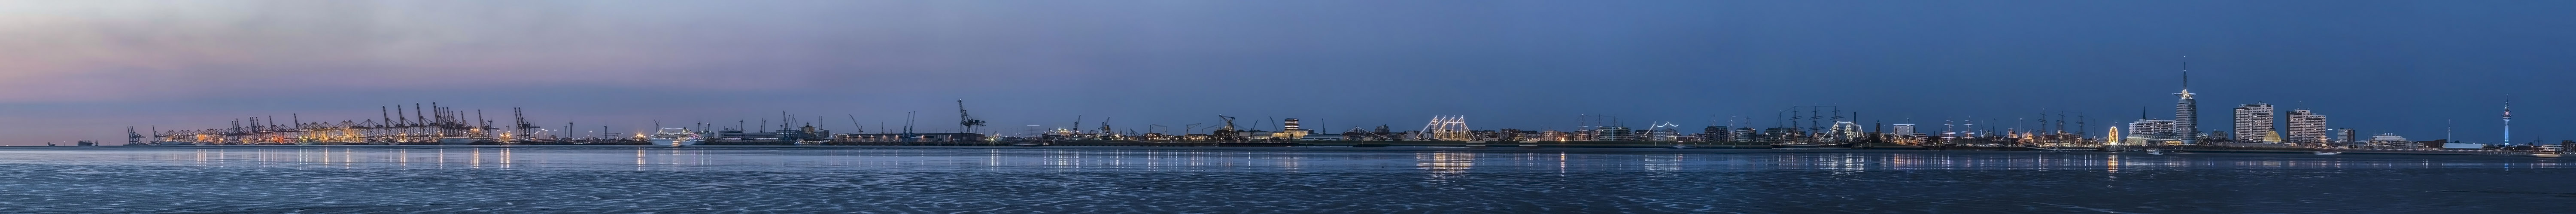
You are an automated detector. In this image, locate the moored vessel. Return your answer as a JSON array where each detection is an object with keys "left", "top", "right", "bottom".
[
  {"left": 1771, "top": 142, "right": 1856, "bottom": 149},
  {"left": 437, "top": 137, "right": 492, "bottom": 145},
  {"left": 2018, "top": 145, "right": 2103, "bottom": 151},
  {"left": 647, "top": 128, "right": 703, "bottom": 147}
]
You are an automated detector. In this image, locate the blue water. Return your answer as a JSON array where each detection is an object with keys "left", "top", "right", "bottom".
[{"left": 0, "top": 146, "right": 2569, "bottom": 213}]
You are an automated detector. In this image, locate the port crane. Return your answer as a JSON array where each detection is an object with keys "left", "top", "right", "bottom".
[
  {"left": 1099, "top": 117, "right": 1116, "bottom": 138},
  {"left": 957, "top": 100, "right": 986, "bottom": 134},
  {"left": 1213, "top": 116, "right": 1243, "bottom": 141},
  {"left": 513, "top": 107, "right": 538, "bottom": 141},
  {"left": 126, "top": 126, "right": 143, "bottom": 146}
]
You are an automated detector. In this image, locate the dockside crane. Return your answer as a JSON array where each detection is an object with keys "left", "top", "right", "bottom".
[
  {"left": 1099, "top": 117, "right": 1115, "bottom": 137},
  {"left": 126, "top": 126, "right": 143, "bottom": 146},
  {"left": 513, "top": 107, "right": 538, "bottom": 141},
  {"left": 957, "top": 100, "right": 987, "bottom": 134},
  {"left": 1214, "top": 116, "right": 1241, "bottom": 141},
  {"left": 1218, "top": 116, "right": 1239, "bottom": 132}
]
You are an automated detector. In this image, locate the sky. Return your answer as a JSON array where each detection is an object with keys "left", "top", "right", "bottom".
[{"left": 2, "top": 0, "right": 2572, "bottom": 145}]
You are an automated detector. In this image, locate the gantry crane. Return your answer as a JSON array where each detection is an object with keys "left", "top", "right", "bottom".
[{"left": 957, "top": 100, "right": 986, "bottom": 133}]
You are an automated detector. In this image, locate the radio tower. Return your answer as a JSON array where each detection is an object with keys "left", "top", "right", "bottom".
[
  {"left": 957, "top": 100, "right": 986, "bottom": 134},
  {"left": 2503, "top": 95, "right": 2513, "bottom": 145}
]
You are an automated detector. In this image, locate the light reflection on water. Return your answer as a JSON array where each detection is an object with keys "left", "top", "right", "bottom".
[{"left": 1417, "top": 151, "right": 1473, "bottom": 181}]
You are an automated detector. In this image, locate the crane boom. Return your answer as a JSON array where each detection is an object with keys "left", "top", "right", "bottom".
[{"left": 957, "top": 100, "right": 986, "bottom": 133}]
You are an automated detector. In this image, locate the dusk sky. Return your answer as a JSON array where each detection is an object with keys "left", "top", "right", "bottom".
[{"left": 3, "top": 0, "right": 2572, "bottom": 145}]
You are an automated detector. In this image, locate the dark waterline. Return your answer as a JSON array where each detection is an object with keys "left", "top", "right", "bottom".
[{"left": 0, "top": 146, "right": 2568, "bottom": 213}]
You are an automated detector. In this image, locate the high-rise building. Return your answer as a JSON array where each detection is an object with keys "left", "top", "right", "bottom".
[
  {"left": 2285, "top": 109, "right": 2326, "bottom": 144},
  {"left": 2174, "top": 62, "right": 2200, "bottom": 145},
  {"left": 1891, "top": 124, "right": 1917, "bottom": 136},
  {"left": 2232, "top": 102, "right": 2275, "bottom": 142},
  {"left": 2334, "top": 128, "right": 2357, "bottom": 144},
  {"left": 2128, "top": 119, "right": 2177, "bottom": 136}
]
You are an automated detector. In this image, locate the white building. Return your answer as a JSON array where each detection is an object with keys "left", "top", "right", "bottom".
[
  {"left": 2232, "top": 102, "right": 2275, "bottom": 142},
  {"left": 1891, "top": 124, "right": 1917, "bottom": 136},
  {"left": 2129, "top": 119, "right": 2177, "bottom": 135},
  {"left": 2367, "top": 133, "right": 2411, "bottom": 147},
  {"left": 2284, "top": 109, "right": 2327, "bottom": 144}
]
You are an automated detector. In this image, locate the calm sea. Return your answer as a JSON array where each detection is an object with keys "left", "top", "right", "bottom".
[{"left": 0, "top": 146, "right": 2568, "bottom": 213}]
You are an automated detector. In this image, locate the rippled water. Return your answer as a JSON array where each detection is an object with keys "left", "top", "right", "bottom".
[{"left": 0, "top": 146, "right": 2570, "bottom": 213}]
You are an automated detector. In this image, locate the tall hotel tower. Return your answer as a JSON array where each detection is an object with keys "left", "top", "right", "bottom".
[
  {"left": 2174, "top": 60, "right": 2200, "bottom": 145},
  {"left": 2503, "top": 98, "right": 2512, "bottom": 145},
  {"left": 2233, "top": 102, "right": 2275, "bottom": 142},
  {"left": 2285, "top": 109, "right": 2326, "bottom": 143}
]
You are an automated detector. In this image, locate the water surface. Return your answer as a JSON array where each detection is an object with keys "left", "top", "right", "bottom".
[{"left": 0, "top": 146, "right": 2567, "bottom": 213}]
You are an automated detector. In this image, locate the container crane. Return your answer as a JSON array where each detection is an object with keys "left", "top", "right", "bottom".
[{"left": 957, "top": 100, "right": 986, "bottom": 133}]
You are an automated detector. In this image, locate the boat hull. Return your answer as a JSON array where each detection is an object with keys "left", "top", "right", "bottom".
[
  {"left": 2018, "top": 146, "right": 2104, "bottom": 151},
  {"left": 649, "top": 139, "right": 702, "bottom": 146},
  {"left": 1771, "top": 143, "right": 1856, "bottom": 149},
  {"left": 436, "top": 138, "right": 493, "bottom": 146}
]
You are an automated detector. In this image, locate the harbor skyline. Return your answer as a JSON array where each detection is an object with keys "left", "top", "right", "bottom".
[
  {"left": 9, "top": 1, "right": 2576, "bottom": 213},
  {"left": 6, "top": 1, "right": 2576, "bottom": 145}
]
